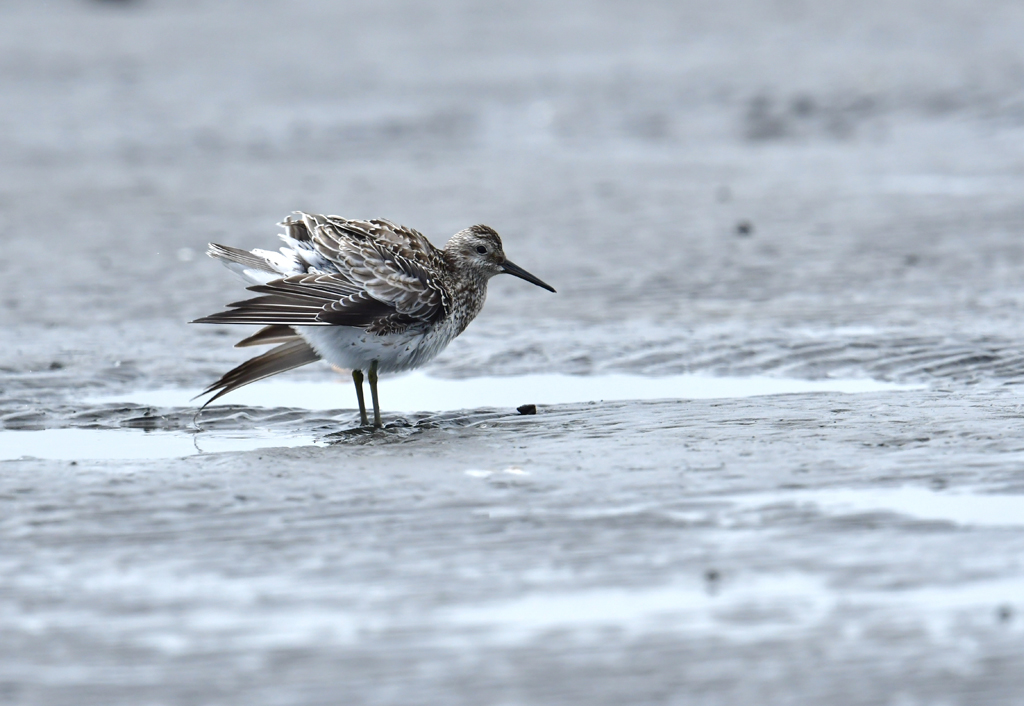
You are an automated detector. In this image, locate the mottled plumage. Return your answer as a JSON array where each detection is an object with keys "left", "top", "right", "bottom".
[{"left": 192, "top": 212, "right": 555, "bottom": 426}]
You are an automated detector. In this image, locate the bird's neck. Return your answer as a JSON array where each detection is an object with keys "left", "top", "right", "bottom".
[{"left": 448, "top": 269, "right": 490, "bottom": 335}]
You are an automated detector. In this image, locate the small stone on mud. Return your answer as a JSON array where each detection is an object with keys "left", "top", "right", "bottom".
[
  {"left": 517, "top": 404, "right": 537, "bottom": 415},
  {"left": 736, "top": 220, "right": 753, "bottom": 236}
]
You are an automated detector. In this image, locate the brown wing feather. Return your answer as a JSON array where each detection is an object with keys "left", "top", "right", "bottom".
[
  {"left": 193, "top": 276, "right": 399, "bottom": 329},
  {"left": 296, "top": 213, "right": 448, "bottom": 322},
  {"left": 196, "top": 339, "right": 321, "bottom": 408},
  {"left": 235, "top": 325, "right": 299, "bottom": 348},
  {"left": 305, "top": 213, "right": 441, "bottom": 265},
  {"left": 193, "top": 213, "right": 450, "bottom": 338}
]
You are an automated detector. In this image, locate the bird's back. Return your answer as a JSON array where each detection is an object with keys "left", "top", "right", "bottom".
[{"left": 193, "top": 212, "right": 551, "bottom": 407}]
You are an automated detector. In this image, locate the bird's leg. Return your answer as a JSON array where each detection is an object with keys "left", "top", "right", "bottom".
[
  {"left": 352, "top": 369, "right": 368, "bottom": 427},
  {"left": 368, "top": 359, "right": 382, "bottom": 429}
]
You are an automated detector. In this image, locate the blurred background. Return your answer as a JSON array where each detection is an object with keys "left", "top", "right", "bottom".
[
  {"left": 3, "top": 1, "right": 1024, "bottom": 704},
  {"left": 6, "top": 0, "right": 1024, "bottom": 350}
]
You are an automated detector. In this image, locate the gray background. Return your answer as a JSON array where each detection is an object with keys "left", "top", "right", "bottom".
[{"left": 3, "top": 0, "right": 1024, "bottom": 704}]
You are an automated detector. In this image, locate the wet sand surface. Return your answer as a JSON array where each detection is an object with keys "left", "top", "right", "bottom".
[{"left": 3, "top": 1, "right": 1024, "bottom": 703}]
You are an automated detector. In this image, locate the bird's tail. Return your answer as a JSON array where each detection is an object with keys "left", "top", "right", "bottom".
[
  {"left": 195, "top": 339, "right": 321, "bottom": 408},
  {"left": 205, "top": 242, "right": 285, "bottom": 285}
]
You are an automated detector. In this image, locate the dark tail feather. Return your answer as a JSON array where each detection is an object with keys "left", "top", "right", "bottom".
[
  {"left": 235, "top": 324, "right": 300, "bottom": 348},
  {"left": 195, "top": 339, "right": 321, "bottom": 409}
]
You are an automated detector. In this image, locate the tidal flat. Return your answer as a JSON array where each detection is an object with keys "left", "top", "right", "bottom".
[{"left": 3, "top": 1, "right": 1024, "bottom": 704}]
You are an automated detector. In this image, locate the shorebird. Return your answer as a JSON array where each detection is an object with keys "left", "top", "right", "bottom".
[{"left": 192, "top": 212, "right": 555, "bottom": 427}]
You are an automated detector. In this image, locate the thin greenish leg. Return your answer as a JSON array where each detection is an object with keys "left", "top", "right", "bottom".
[
  {"left": 352, "top": 369, "right": 368, "bottom": 426},
  {"left": 368, "top": 359, "right": 382, "bottom": 428}
]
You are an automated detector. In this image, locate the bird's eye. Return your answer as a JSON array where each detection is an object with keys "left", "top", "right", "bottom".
[{"left": 476, "top": 245, "right": 487, "bottom": 254}]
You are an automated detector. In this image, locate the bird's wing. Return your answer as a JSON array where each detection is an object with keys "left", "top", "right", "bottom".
[
  {"left": 193, "top": 273, "right": 389, "bottom": 327},
  {"left": 193, "top": 213, "right": 449, "bottom": 334},
  {"left": 293, "top": 213, "right": 441, "bottom": 265},
  {"left": 300, "top": 213, "right": 449, "bottom": 321},
  {"left": 193, "top": 267, "right": 443, "bottom": 332}
]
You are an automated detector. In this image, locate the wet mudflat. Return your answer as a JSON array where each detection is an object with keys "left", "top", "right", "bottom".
[{"left": 3, "top": 1, "right": 1024, "bottom": 704}]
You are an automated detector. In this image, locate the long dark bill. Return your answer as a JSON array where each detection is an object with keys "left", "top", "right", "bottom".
[{"left": 501, "top": 260, "right": 556, "bottom": 292}]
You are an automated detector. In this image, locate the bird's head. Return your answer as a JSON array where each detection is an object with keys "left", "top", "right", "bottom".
[{"left": 446, "top": 225, "right": 556, "bottom": 292}]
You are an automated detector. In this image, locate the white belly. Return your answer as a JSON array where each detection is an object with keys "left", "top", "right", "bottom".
[{"left": 297, "top": 324, "right": 455, "bottom": 374}]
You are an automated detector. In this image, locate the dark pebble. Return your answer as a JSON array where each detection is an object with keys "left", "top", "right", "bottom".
[
  {"left": 736, "top": 220, "right": 753, "bottom": 236},
  {"left": 517, "top": 404, "right": 537, "bottom": 415}
]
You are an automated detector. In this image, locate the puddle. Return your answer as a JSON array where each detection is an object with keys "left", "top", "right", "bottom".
[
  {"left": 742, "top": 487, "right": 1024, "bottom": 528},
  {"left": 93, "top": 371, "right": 921, "bottom": 412},
  {"left": 0, "top": 428, "right": 323, "bottom": 461}
]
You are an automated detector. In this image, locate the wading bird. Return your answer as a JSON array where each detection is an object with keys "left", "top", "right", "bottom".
[{"left": 193, "top": 212, "right": 555, "bottom": 427}]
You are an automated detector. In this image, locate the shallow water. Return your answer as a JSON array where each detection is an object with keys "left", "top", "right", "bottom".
[
  {"left": 0, "top": 428, "right": 323, "bottom": 461},
  {"left": 442, "top": 571, "right": 1024, "bottom": 643},
  {"left": 739, "top": 486, "right": 1024, "bottom": 528},
  {"left": 93, "top": 371, "right": 922, "bottom": 412},
  {"left": 3, "top": 371, "right": 920, "bottom": 460}
]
